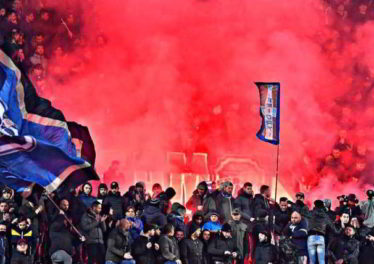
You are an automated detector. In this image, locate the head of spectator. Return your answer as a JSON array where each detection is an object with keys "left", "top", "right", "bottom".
[
  {"left": 209, "top": 211, "right": 219, "bottom": 223},
  {"left": 143, "top": 224, "right": 156, "bottom": 237},
  {"left": 337, "top": 195, "right": 348, "bottom": 207},
  {"left": 154, "top": 225, "right": 161, "bottom": 236},
  {"left": 17, "top": 217, "right": 28, "bottom": 231},
  {"left": 35, "top": 33, "right": 44, "bottom": 45},
  {"left": 173, "top": 203, "right": 186, "bottom": 217},
  {"left": 35, "top": 44, "right": 45, "bottom": 56},
  {"left": 231, "top": 208, "right": 242, "bottom": 222},
  {"left": 110, "top": 181, "right": 120, "bottom": 194},
  {"left": 296, "top": 192, "right": 305, "bottom": 202},
  {"left": 192, "top": 211, "right": 204, "bottom": 226},
  {"left": 125, "top": 206, "right": 136, "bottom": 218},
  {"left": 314, "top": 200, "right": 325, "bottom": 210},
  {"left": 91, "top": 201, "right": 102, "bottom": 215},
  {"left": 220, "top": 223, "right": 232, "bottom": 239},
  {"left": 347, "top": 194, "right": 358, "bottom": 207},
  {"left": 40, "top": 9, "right": 50, "bottom": 22},
  {"left": 7, "top": 10, "right": 17, "bottom": 24},
  {"left": 82, "top": 183, "right": 92, "bottom": 195},
  {"left": 98, "top": 183, "right": 108, "bottom": 198},
  {"left": 164, "top": 223, "right": 175, "bottom": 237},
  {"left": 11, "top": 29, "right": 21, "bottom": 43},
  {"left": 135, "top": 182, "right": 145, "bottom": 195},
  {"left": 2, "top": 188, "right": 12, "bottom": 200},
  {"left": 350, "top": 217, "right": 361, "bottom": 229},
  {"left": 258, "top": 231, "right": 269, "bottom": 243},
  {"left": 291, "top": 211, "right": 301, "bottom": 225},
  {"left": 119, "top": 218, "right": 131, "bottom": 232},
  {"left": 59, "top": 199, "right": 69, "bottom": 212},
  {"left": 0, "top": 8, "right": 6, "bottom": 19},
  {"left": 340, "top": 210, "right": 350, "bottom": 225},
  {"left": 359, "top": 4, "right": 368, "bottom": 15},
  {"left": 196, "top": 181, "right": 208, "bottom": 197},
  {"left": 17, "top": 33, "right": 24, "bottom": 46},
  {"left": 152, "top": 183, "right": 163, "bottom": 198},
  {"left": 323, "top": 199, "right": 332, "bottom": 210},
  {"left": 189, "top": 223, "right": 201, "bottom": 240},
  {"left": 0, "top": 221, "right": 7, "bottom": 237},
  {"left": 24, "top": 10, "right": 35, "bottom": 23},
  {"left": 202, "top": 230, "right": 210, "bottom": 242},
  {"left": 0, "top": 201, "right": 9, "bottom": 213},
  {"left": 243, "top": 182, "right": 253, "bottom": 196},
  {"left": 279, "top": 197, "right": 288, "bottom": 212},
  {"left": 175, "top": 228, "right": 184, "bottom": 242},
  {"left": 16, "top": 238, "right": 28, "bottom": 255},
  {"left": 344, "top": 224, "right": 356, "bottom": 238},
  {"left": 260, "top": 185, "right": 271, "bottom": 199},
  {"left": 222, "top": 181, "right": 233, "bottom": 196}
]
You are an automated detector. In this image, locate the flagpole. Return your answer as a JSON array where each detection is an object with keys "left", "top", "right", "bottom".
[
  {"left": 45, "top": 192, "right": 84, "bottom": 238},
  {"left": 274, "top": 144, "right": 280, "bottom": 202}
]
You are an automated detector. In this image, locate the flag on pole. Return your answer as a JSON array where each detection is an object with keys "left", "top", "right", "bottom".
[
  {"left": 255, "top": 82, "right": 280, "bottom": 145},
  {"left": 0, "top": 49, "right": 98, "bottom": 193}
]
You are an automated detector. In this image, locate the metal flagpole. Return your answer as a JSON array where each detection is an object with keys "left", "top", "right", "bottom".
[{"left": 274, "top": 144, "right": 280, "bottom": 202}]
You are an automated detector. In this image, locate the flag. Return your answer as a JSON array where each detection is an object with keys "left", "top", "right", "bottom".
[
  {"left": 255, "top": 82, "right": 280, "bottom": 145},
  {"left": 0, "top": 49, "right": 99, "bottom": 193}
]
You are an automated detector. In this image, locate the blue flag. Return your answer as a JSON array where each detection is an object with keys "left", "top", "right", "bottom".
[
  {"left": 255, "top": 82, "right": 280, "bottom": 145},
  {"left": 0, "top": 50, "right": 98, "bottom": 193}
]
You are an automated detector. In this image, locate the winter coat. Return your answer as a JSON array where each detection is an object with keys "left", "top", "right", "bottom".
[
  {"left": 328, "top": 235, "right": 360, "bottom": 264},
  {"left": 141, "top": 204, "right": 167, "bottom": 227},
  {"left": 167, "top": 213, "right": 187, "bottom": 236},
  {"left": 207, "top": 234, "right": 239, "bottom": 264},
  {"left": 203, "top": 192, "right": 234, "bottom": 223},
  {"left": 202, "top": 221, "right": 221, "bottom": 232},
  {"left": 10, "top": 226, "right": 34, "bottom": 249},
  {"left": 284, "top": 218, "right": 308, "bottom": 256},
  {"left": 103, "top": 192, "right": 126, "bottom": 221},
  {"left": 308, "top": 208, "right": 339, "bottom": 236},
  {"left": 78, "top": 193, "right": 97, "bottom": 210},
  {"left": 234, "top": 189, "right": 254, "bottom": 221},
  {"left": 228, "top": 220, "right": 248, "bottom": 258},
  {"left": 186, "top": 190, "right": 206, "bottom": 215},
  {"left": 105, "top": 227, "right": 133, "bottom": 263},
  {"left": 359, "top": 239, "right": 374, "bottom": 264},
  {"left": 49, "top": 215, "right": 75, "bottom": 256},
  {"left": 254, "top": 241, "right": 278, "bottom": 264},
  {"left": 274, "top": 208, "right": 292, "bottom": 234},
  {"left": 126, "top": 216, "right": 143, "bottom": 240},
  {"left": 131, "top": 235, "right": 156, "bottom": 264},
  {"left": 0, "top": 235, "right": 8, "bottom": 258},
  {"left": 180, "top": 238, "right": 204, "bottom": 264},
  {"left": 10, "top": 250, "right": 30, "bottom": 264},
  {"left": 80, "top": 209, "right": 106, "bottom": 245},
  {"left": 362, "top": 200, "right": 374, "bottom": 228},
  {"left": 158, "top": 234, "right": 180, "bottom": 262}
]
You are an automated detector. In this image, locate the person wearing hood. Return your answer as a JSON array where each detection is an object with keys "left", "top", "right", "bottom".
[
  {"left": 186, "top": 211, "right": 204, "bottom": 233},
  {"left": 307, "top": 200, "right": 340, "bottom": 264},
  {"left": 207, "top": 223, "right": 240, "bottom": 264},
  {"left": 180, "top": 224, "right": 203, "bottom": 264},
  {"left": 328, "top": 224, "right": 360, "bottom": 264},
  {"left": 167, "top": 203, "right": 187, "bottom": 237},
  {"left": 202, "top": 211, "right": 222, "bottom": 233},
  {"left": 203, "top": 181, "right": 235, "bottom": 223},
  {"left": 186, "top": 182, "right": 208, "bottom": 215},
  {"left": 227, "top": 208, "right": 249, "bottom": 264},
  {"left": 234, "top": 182, "right": 254, "bottom": 225},
  {"left": 105, "top": 218, "right": 135, "bottom": 264},
  {"left": 78, "top": 183, "right": 97, "bottom": 210},
  {"left": 324, "top": 199, "right": 337, "bottom": 222},
  {"left": 254, "top": 231, "right": 278, "bottom": 264},
  {"left": 103, "top": 182, "right": 126, "bottom": 221},
  {"left": 97, "top": 183, "right": 108, "bottom": 203},
  {"left": 141, "top": 197, "right": 167, "bottom": 228}
]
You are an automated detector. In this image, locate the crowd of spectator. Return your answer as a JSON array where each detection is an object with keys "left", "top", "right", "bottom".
[{"left": 0, "top": 180, "right": 373, "bottom": 264}]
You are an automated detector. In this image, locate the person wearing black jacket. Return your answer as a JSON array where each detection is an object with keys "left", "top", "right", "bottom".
[
  {"left": 49, "top": 214, "right": 84, "bottom": 264},
  {"left": 158, "top": 224, "right": 181, "bottom": 264},
  {"left": 359, "top": 229, "right": 374, "bottom": 264},
  {"left": 180, "top": 224, "right": 203, "bottom": 264},
  {"left": 284, "top": 211, "right": 308, "bottom": 264},
  {"left": 105, "top": 219, "right": 134, "bottom": 264},
  {"left": 103, "top": 182, "right": 125, "bottom": 221},
  {"left": 80, "top": 201, "right": 107, "bottom": 264},
  {"left": 131, "top": 224, "right": 159, "bottom": 264},
  {"left": 254, "top": 231, "right": 278, "bottom": 264},
  {"left": 207, "top": 223, "right": 239, "bottom": 264},
  {"left": 253, "top": 185, "right": 273, "bottom": 219},
  {"left": 11, "top": 239, "right": 31, "bottom": 264},
  {"left": 328, "top": 225, "right": 360, "bottom": 264},
  {"left": 234, "top": 182, "right": 254, "bottom": 224}
]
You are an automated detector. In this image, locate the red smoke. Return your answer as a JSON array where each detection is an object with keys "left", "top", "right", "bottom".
[{"left": 37, "top": 0, "right": 374, "bottom": 202}]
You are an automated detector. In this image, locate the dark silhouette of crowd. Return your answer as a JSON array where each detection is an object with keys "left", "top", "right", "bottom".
[{"left": 0, "top": 180, "right": 372, "bottom": 264}]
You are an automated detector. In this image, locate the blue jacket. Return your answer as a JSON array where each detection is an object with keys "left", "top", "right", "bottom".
[
  {"left": 285, "top": 218, "right": 308, "bottom": 256},
  {"left": 167, "top": 213, "right": 187, "bottom": 236},
  {"left": 79, "top": 193, "right": 97, "bottom": 210},
  {"left": 126, "top": 217, "right": 143, "bottom": 240},
  {"left": 203, "top": 221, "right": 221, "bottom": 232}
]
